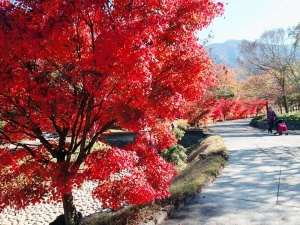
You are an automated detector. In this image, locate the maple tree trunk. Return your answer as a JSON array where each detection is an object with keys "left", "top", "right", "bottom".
[
  {"left": 57, "top": 150, "right": 79, "bottom": 225},
  {"left": 63, "top": 192, "right": 79, "bottom": 225},
  {"left": 282, "top": 95, "right": 289, "bottom": 113}
]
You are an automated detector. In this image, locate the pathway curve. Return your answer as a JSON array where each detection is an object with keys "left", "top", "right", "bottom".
[{"left": 163, "top": 119, "right": 300, "bottom": 225}]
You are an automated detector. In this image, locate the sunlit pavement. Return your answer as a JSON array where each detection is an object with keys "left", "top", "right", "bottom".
[{"left": 163, "top": 119, "right": 300, "bottom": 225}]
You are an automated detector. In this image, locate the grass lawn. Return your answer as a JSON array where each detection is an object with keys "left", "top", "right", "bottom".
[
  {"left": 82, "top": 134, "right": 228, "bottom": 225},
  {"left": 168, "top": 134, "right": 227, "bottom": 202}
]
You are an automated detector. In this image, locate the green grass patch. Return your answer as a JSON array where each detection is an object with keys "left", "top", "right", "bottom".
[
  {"left": 169, "top": 156, "right": 226, "bottom": 201},
  {"left": 167, "top": 134, "right": 227, "bottom": 202},
  {"left": 186, "top": 134, "right": 227, "bottom": 162},
  {"left": 252, "top": 115, "right": 266, "bottom": 121}
]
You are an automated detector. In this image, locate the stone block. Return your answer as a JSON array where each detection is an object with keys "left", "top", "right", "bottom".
[
  {"left": 153, "top": 211, "right": 168, "bottom": 224},
  {"left": 162, "top": 205, "right": 175, "bottom": 216}
]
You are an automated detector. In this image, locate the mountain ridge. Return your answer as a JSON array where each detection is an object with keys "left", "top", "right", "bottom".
[{"left": 205, "top": 39, "right": 244, "bottom": 68}]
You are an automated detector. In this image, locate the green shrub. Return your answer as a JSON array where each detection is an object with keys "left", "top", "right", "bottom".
[
  {"left": 161, "top": 145, "right": 187, "bottom": 165},
  {"left": 280, "top": 113, "right": 300, "bottom": 122},
  {"left": 252, "top": 112, "right": 300, "bottom": 122},
  {"left": 251, "top": 115, "right": 266, "bottom": 121},
  {"left": 172, "top": 127, "right": 185, "bottom": 140}
]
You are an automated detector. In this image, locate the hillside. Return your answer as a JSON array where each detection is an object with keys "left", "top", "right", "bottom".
[{"left": 205, "top": 39, "right": 243, "bottom": 69}]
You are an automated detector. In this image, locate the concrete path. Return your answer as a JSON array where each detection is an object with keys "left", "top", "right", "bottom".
[{"left": 163, "top": 119, "right": 300, "bottom": 225}]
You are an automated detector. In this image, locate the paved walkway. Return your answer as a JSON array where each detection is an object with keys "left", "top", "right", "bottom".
[{"left": 163, "top": 119, "right": 300, "bottom": 225}]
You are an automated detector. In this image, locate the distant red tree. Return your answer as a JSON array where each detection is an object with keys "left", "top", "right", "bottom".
[
  {"left": 212, "top": 100, "right": 223, "bottom": 121},
  {"left": 185, "top": 92, "right": 218, "bottom": 125},
  {"left": 212, "top": 98, "right": 264, "bottom": 121},
  {"left": 0, "top": 0, "right": 223, "bottom": 224},
  {"left": 185, "top": 64, "right": 239, "bottom": 125},
  {"left": 229, "top": 99, "right": 257, "bottom": 119},
  {"left": 216, "top": 97, "right": 237, "bottom": 121}
]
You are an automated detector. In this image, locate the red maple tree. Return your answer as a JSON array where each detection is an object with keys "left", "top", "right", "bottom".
[
  {"left": 214, "top": 97, "right": 236, "bottom": 121},
  {"left": 185, "top": 92, "right": 218, "bottom": 125},
  {"left": 0, "top": 0, "right": 223, "bottom": 224},
  {"left": 229, "top": 99, "right": 255, "bottom": 120}
]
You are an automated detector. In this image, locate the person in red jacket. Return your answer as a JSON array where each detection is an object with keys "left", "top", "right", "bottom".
[{"left": 267, "top": 107, "right": 277, "bottom": 134}]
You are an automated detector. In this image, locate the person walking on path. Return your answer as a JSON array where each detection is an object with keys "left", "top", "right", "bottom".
[{"left": 267, "top": 106, "right": 277, "bottom": 134}]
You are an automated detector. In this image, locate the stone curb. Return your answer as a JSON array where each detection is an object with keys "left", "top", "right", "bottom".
[
  {"left": 250, "top": 119, "right": 300, "bottom": 130},
  {"left": 138, "top": 164, "right": 226, "bottom": 225}
]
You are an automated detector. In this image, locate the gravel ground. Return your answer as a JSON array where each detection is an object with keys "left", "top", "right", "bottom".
[{"left": 0, "top": 181, "right": 103, "bottom": 225}]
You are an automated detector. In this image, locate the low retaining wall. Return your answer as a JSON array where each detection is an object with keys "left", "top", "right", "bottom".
[
  {"left": 100, "top": 132, "right": 136, "bottom": 148},
  {"left": 250, "top": 120, "right": 300, "bottom": 130},
  {"left": 178, "top": 130, "right": 203, "bottom": 147},
  {"left": 101, "top": 130, "right": 204, "bottom": 148}
]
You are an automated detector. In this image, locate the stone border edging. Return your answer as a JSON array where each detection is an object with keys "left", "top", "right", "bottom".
[{"left": 250, "top": 120, "right": 300, "bottom": 130}]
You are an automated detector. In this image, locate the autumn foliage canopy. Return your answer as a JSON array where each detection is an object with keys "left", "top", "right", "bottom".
[
  {"left": 185, "top": 63, "right": 265, "bottom": 125},
  {"left": 0, "top": 0, "right": 224, "bottom": 222}
]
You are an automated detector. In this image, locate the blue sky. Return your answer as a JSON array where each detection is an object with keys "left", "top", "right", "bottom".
[{"left": 197, "top": 0, "right": 300, "bottom": 44}]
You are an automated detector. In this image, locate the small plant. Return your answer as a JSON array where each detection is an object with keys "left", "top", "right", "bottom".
[
  {"left": 281, "top": 113, "right": 300, "bottom": 122},
  {"left": 251, "top": 115, "right": 266, "bottom": 121},
  {"left": 252, "top": 112, "right": 300, "bottom": 122},
  {"left": 161, "top": 145, "right": 187, "bottom": 165},
  {"left": 172, "top": 127, "right": 185, "bottom": 140}
]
